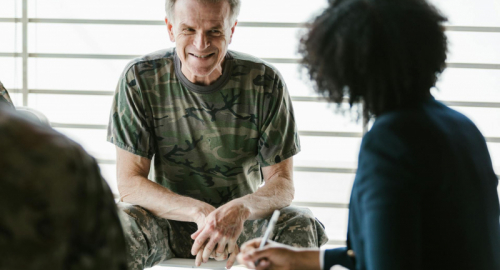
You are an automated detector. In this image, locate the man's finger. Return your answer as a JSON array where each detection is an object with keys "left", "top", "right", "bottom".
[
  {"left": 212, "top": 251, "right": 227, "bottom": 261},
  {"left": 191, "top": 227, "right": 203, "bottom": 240},
  {"left": 191, "top": 232, "right": 210, "bottom": 255},
  {"left": 226, "top": 245, "right": 239, "bottom": 269},
  {"left": 195, "top": 248, "right": 204, "bottom": 267},
  {"left": 227, "top": 237, "right": 238, "bottom": 254},
  {"left": 215, "top": 236, "right": 228, "bottom": 255},
  {"left": 202, "top": 237, "right": 219, "bottom": 263}
]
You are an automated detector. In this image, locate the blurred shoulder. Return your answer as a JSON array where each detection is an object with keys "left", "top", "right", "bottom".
[
  {"left": 370, "top": 98, "right": 478, "bottom": 137},
  {"left": 0, "top": 105, "right": 94, "bottom": 168}
]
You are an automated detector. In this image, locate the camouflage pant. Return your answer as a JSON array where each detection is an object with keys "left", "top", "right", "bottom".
[{"left": 117, "top": 202, "right": 328, "bottom": 270}]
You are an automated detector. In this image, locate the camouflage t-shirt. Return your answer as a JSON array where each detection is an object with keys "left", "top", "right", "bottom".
[
  {"left": 0, "top": 104, "right": 127, "bottom": 270},
  {"left": 107, "top": 48, "right": 300, "bottom": 207},
  {"left": 0, "top": 81, "right": 14, "bottom": 109}
]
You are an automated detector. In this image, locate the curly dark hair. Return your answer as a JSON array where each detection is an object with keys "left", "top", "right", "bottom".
[{"left": 300, "top": 0, "right": 448, "bottom": 122}]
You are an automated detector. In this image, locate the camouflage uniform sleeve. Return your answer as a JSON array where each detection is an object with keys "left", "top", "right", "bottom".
[
  {"left": 257, "top": 70, "right": 301, "bottom": 167},
  {"left": 0, "top": 81, "right": 15, "bottom": 109},
  {"left": 107, "top": 65, "right": 154, "bottom": 159}
]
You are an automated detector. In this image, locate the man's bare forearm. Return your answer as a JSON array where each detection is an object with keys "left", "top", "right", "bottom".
[
  {"left": 119, "top": 174, "right": 212, "bottom": 223},
  {"left": 235, "top": 175, "right": 294, "bottom": 220},
  {"left": 231, "top": 158, "right": 295, "bottom": 220},
  {"left": 116, "top": 147, "right": 214, "bottom": 223}
]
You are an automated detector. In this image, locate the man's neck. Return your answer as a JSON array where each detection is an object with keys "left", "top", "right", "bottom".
[{"left": 182, "top": 63, "right": 224, "bottom": 86}]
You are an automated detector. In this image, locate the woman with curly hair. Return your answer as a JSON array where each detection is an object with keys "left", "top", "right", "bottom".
[{"left": 237, "top": 0, "right": 500, "bottom": 269}]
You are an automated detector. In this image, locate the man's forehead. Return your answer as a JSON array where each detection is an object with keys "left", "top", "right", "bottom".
[
  {"left": 174, "top": 0, "right": 231, "bottom": 22},
  {"left": 175, "top": 13, "right": 230, "bottom": 29},
  {"left": 178, "top": 20, "right": 225, "bottom": 29},
  {"left": 176, "top": 13, "right": 227, "bottom": 25}
]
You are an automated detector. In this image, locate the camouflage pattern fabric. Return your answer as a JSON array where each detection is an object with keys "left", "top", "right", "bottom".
[
  {"left": 0, "top": 105, "right": 127, "bottom": 270},
  {"left": 118, "top": 203, "right": 328, "bottom": 270},
  {"left": 107, "top": 48, "right": 300, "bottom": 207},
  {"left": 0, "top": 81, "right": 14, "bottom": 109}
]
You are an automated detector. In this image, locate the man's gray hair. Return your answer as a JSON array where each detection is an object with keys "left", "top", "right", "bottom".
[{"left": 165, "top": 0, "right": 241, "bottom": 25}]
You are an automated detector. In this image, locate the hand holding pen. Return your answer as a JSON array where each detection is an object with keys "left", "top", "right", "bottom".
[
  {"left": 237, "top": 210, "right": 322, "bottom": 270},
  {"left": 254, "top": 210, "right": 280, "bottom": 266}
]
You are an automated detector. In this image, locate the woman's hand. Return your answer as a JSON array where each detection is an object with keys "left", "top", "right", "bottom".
[
  {"left": 237, "top": 238, "right": 321, "bottom": 270},
  {"left": 237, "top": 238, "right": 296, "bottom": 270}
]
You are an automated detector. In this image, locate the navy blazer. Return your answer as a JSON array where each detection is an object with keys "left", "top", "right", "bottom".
[{"left": 324, "top": 98, "right": 500, "bottom": 270}]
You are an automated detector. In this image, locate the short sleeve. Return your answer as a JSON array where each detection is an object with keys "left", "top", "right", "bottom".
[
  {"left": 256, "top": 70, "right": 300, "bottom": 166},
  {"left": 0, "top": 81, "right": 15, "bottom": 109},
  {"left": 107, "top": 65, "right": 154, "bottom": 159}
]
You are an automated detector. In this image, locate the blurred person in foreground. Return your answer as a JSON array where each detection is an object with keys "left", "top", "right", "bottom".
[
  {"left": 0, "top": 103, "right": 127, "bottom": 270},
  {"left": 237, "top": 0, "right": 500, "bottom": 269},
  {"left": 107, "top": 0, "right": 328, "bottom": 269}
]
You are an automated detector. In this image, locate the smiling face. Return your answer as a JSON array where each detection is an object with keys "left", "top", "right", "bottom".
[{"left": 166, "top": 0, "right": 237, "bottom": 85}]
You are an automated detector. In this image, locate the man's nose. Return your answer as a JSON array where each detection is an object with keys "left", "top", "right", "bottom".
[{"left": 193, "top": 32, "right": 210, "bottom": 50}]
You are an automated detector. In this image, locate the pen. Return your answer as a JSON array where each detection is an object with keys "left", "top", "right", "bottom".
[{"left": 255, "top": 210, "right": 280, "bottom": 266}]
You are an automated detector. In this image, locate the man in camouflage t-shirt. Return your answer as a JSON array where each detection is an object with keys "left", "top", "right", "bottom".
[
  {"left": 107, "top": 0, "right": 328, "bottom": 269},
  {"left": 0, "top": 104, "right": 127, "bottom": 270}
]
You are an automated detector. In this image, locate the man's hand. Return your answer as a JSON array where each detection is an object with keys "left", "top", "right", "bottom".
[
  {"left": 192, "top": 203, "right": 216, "bottom": 266},
  {"left": 193, "top": 204, "right": 217, "bottom": 233},
  {"left": 237, "top": 238, "right": 320, "bottom": 270},
  {"left": 190, "top": 158, "right": 295, "bottom": 269},
  {"left": 191, "top": 200, "right": 250, "bottom": 269},
  {"left": 194, "top": 243, "right": 239, "bottom": 268}
]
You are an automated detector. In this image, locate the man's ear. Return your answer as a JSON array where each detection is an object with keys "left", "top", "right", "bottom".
[
  {"left": 229, "top": 20, "right": 237, "bottom": 44},
  {"left": 165, "top": 18, "right": 176, "bottom": 42}
]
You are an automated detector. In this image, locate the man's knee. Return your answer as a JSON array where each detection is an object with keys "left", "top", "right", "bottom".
[
  {"left": 274, "top": 206, "right": 328, "bottom": 248},
  {"left": 116, "top": 203, "right": 154, "bottom": 246},
  {"left": 116, "top": 202, "right": 164, "bottom": 246},
  {"left": 278, "top": 206, "right": 316, "bottom": 224},
  {"left": 116, "top": 202, "right": 172, "bottom": 269},
  {"left": 118, "top": 202, "right": 154, "bottom": 221}
]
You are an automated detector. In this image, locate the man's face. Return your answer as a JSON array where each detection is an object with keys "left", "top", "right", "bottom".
[{"left": 166, "top": 0, "right": 236, "bottom": 85}]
